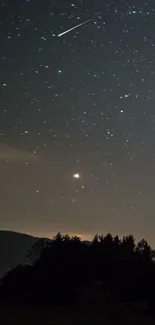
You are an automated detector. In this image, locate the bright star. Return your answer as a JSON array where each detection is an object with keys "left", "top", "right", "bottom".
[{"left": 73, "top": 173, "right": 80, "bottom": 179}]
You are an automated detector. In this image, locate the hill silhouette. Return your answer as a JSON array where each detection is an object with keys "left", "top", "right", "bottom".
[{"left": 0, "top": 230, "right": 36, "bottom": 278}]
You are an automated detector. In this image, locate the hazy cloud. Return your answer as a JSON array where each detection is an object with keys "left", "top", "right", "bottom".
[{"left": 0, "top": 144, "right": 40, "bottom": 162}]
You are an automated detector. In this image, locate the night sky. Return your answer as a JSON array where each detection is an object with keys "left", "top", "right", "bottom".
[{"left": 1, "top": 0, "right": 155, "bottom": 245}]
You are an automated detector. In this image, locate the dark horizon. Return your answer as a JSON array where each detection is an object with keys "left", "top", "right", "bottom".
[{"left": 1, "top": 229, "right": 155, "bottom": 251}]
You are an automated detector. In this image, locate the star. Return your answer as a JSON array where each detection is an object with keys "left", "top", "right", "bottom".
[{"left": 73, "top": 173, "right": 80, "bottom": 179}]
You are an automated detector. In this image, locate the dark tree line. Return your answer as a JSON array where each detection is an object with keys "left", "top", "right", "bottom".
[{"left": 0, "top": 232, "right": 155, "bottom": 311}]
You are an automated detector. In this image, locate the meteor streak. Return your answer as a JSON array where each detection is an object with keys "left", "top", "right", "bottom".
[{"left": 58, "top": 19, "right": 90, "bottom": 37}]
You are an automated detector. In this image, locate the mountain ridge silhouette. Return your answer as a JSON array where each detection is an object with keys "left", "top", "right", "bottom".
[{"left": 0, "top": 230, "right": 37, "bottom": 278}]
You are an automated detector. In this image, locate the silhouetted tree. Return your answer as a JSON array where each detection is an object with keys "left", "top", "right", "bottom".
[
  {"left": 0, "top": 231, "right": 154, "bottom": 310},
  {"left": 122, "top": 235, "right": 135, "bottom": 255},
  {"left": 25, "top": 238, "right": 50, "bottom": 265},
  {"left": 92, "top": 234, "right": 99, "bottom": 245},
  {"left": 136, "top": 239, "right": 152, "bottom": 261},
  {"left": 53, "top": 232, "right": 64, "bottom": 242}
]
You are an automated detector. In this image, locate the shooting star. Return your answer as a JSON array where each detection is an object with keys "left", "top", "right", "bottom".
[{"left": 58, "top": 19, "right": 90, "bottom": 37}]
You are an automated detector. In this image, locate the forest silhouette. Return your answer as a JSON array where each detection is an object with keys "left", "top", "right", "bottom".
[{"left": 0, "top": 232, "right": 155, "bottom": 314}]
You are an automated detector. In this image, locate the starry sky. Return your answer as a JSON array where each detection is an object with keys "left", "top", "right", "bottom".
[{"left": 1, "top": 0, "right": 155, "bottom": 245}]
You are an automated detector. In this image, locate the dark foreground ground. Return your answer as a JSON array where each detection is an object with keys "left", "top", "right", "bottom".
[{"left": 0, "top": 303, "right": 155, "bottom": 325}]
